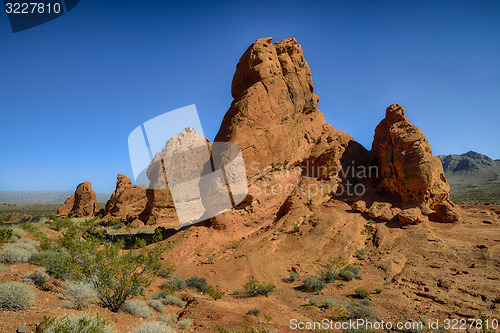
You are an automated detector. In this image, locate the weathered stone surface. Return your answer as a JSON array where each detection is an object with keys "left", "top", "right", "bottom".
[
  {"left": 398, "top": 207, "right": 427, "bottom": 225},
  {"left": 367, "top": 201, "right": 393, "bottom": 220},
  {"left": 215, "top": 37, "right": 357, "bottom": 179},
  {"left": 105, "top": 174, "right": 147, "bottom": 220},
  {"left": 140, "top": 127, "right": 211, "bottom": 227},
  {"left": 372, "top": 103, "right": 459, "bottom": 222},
  {"left": 58, "top": 181, "right": 98, "bottom": 218},
  {"left": 57, "top": 195, "right": 74, "bottom": 217},
  {"left": 351, "top": 200, "right": 367, "bottom": 213}
]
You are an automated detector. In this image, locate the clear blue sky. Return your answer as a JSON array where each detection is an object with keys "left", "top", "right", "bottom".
[{"left": 1, "top": 0, "right": 499, "bottom": 193}]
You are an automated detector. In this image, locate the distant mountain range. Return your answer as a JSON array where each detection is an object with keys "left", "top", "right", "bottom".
[
  {"left": 0, "top": 191, "right": 111, "bottom": 205},
  {"left": 1, "top": 151, "right": 498, "bottom": 205},
  {"left": 438, "top": 151, "right": 500, "bottom": 204}
]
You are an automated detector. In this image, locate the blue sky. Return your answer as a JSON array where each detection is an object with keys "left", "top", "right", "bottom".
[{"left": 0, "top": 0, "right": 499, "bottom": 193}]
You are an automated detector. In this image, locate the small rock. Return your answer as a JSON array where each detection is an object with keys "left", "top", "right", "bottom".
[{"left": 17, "top": 326, "right": 27, "bottom": 333}]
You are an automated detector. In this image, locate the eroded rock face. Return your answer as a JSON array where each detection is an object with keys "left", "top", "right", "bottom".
[
  {"left": 215, "top": 37, "right": 357, "bottom": 178},
  {"left": 57, "top": 181, "right": 98, "bottom": 218},
  {"left": 105, "top": 174, "right": 147, "bottom": 220},
  {"left": 372, "top": 104, "right": 460, "bottom": 222},
  {"left": 140, "top": 127, "right": 211, "bottom": 227}
]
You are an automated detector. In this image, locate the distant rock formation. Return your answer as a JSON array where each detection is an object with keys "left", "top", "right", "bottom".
[
  {"left": 104, "top": 174, "right": 146, "bottom": 220},
  {"left": 372, "top": 104, "right": 460, "bottom": 223},
  {"left": 139, "top": 127, "right": 211, "bottom": 227},
  {"left": 57, "top": 181, "right": 98, "bottom": 218}
]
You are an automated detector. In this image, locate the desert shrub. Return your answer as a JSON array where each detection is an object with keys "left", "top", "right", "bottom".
[
  {"left": 242, "top": 280, "right": 276, "bottom": 297},
  {"left": 160, "top": 294, "right": 186, "bottom": 307},
  {"left": 158, "top": 313, "right": 177, "bottom": 325},
  {"left": 24, "top": 268, "right": 50, "bottom": 288},
  {"left": 208, "top": 287, "right": 225, "bottom": 300},
  {"left": 186, "top": 276, "right": 210, "bottom": 294},
  {"left": 64, "top": 281, "right": 97, "bottom": 309},
  {"left": 123, "top": 299, "right": 151, "bottom": 318},
  {"left": 289, "top": 271, "right": 299, "bottom": 282},
  {"left": 30, "top": 250, "right": 72, "bottom": 279},
  {"left": 0, "top": 281, "right": 35, "bottom": 311},
  {"left": 53, "top": 226, "right": 174, "bottom": 312},
  {"left": 11, "top": 227, "right": 26, "bottom": 239},
  {"left": 346, "top": 302, "right": 374, "bottom": 319},
  {"left": 34, "top": 314, "right": 114, "bottom": 333},
  {"left": 0, "top": 242, "right": 36, "bottom": 263},
  {"left": 339, "top": 265, "right": 363, "bottom": 281},
  {"left": 325, "top": 298, "right": 336, "bottom": 308},
  {"left": 147, "top": 299, "right": 165, "bottom": 314},
  {"left": 134, "top": 321, "right": 175, "bottom": 333},
  {"left": 302, "top": 276, "right": 325, "bottom": 293},
  {"left": 309, "top": 297, "right": 320, "bottom": 307},
  {"left": 0, "top": 227, "right": 12, "bottom": 246},
  {"left": 162, "top": 276, "right": 186, "bottom": 292},
  {"left": 178, "top": 318, "right": 193, "bottom": 329},
  {"left": 374, "top": 287, "right": 383, "bottom": 294},
  {"left": 207, "top": 253, "right": 215, "bottom": 264},
  {"left": 355, "top": 287, "right": 370, "bottom": 299},
  {"left": 314, "top": 257, "right": 347, "bottom": 283},
  {"left": 45, "top": 217, "right": 75, "bottom": 231},
  {"left": 354, "top": 247, "right": 368, "bottom": 260},
  {"left": 246, "top": 307, "right": 261, "bottom": 316}
]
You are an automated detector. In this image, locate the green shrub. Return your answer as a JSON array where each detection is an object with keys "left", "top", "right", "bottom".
[
  {"left": 30, "top": 250, "right": 72, "bottom": 279},
  {"left": 178, "top": 318, "right": 193, "bottom": 329},
  {"left": 35, "top": 314, "right": 114, "bottom": 333},
  {"left": 246, "top": 307, "right": 261, "bottom": 316},
  {"left": 309, "top": 297, "right": 320, "bottom": 307},
  {"left": 289, "top": 271, "right": 299, "bottom": 282},
  {"left": 314, "top": 257, "right": 346, "bottom": 283},
  {"left": 207, "top": 254, "right": 215, "bottom": 264},
  {"left": 354, "top": 287, "right": 370, "bottom": 299},
  {"left": 64, "top": 281, "right": 97, "bottom": 309},
  {"left": 123, "top": 299, "right": 151, "bottom": 318},
  {"left": 147, "top": 299, "right": 165, "bottom": 314},
  {"left": 242, "top": 280, "right": 276, "bottom": 297},
  {"left": 325, "top": 298, "right": 336, "bottom": 308},
  {"left": 24, "top": 268, "right": 50, "bottom": 289},
  {"left": 158, "top": 313, "right": 177, "bottom": 325},
  {"left": 355, "top": 247, "right": 368, "bottom": 260},
  {"left": 11, "top": 227, "right": 26, "bottom": 239},
  {"left": 374, "top": 287, "right": 383, "bottom": 294},
  {"left": 339, "top": 265, "right": 363, "bottom": 281},
  {"left": 302, "top": 276, "right": 325, "bottom": 293},
  {"left": 208, "top": 287, "right": 225, "bottom": 300},
  {"left": 0, "top": 242, "right": 36, "bottom": 263},
  {"left": 0, "top": 228, "right": 12, "bottom": 246},
  {"left": 0, "top": 282, "right": 35, "bottom": 311},
  {"left": 346, "top": 302, "right": 374, "bottom": 319},
  {"left": 161, "top": 276, "right": 186, "bottom": 292},
  {"left": 134, "top": 321, "right": 175, "bottom": 333},
  {"left": 186, "top": 276, "right": 210, "bottom": 294},
  {"left": 160, "top": 294, "right": 186, "bottom": 307},
  {"left": 54, "top": 226, "right": 173, "bottom": 312}
]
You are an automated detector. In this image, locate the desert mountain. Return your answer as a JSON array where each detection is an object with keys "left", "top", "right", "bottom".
[
  {"left": 439, "top": 151, "right": 500, "bottom": 183},
  {"left": 438, "top": 151, "right": 500, "bottom": 204}
]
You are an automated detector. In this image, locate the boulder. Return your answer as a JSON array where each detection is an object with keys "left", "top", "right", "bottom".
[
  {"left": 372, "top": 104, "right": 459, "bottom": 222},
  {"left": 367, "top": 201, "right": 393, "bottom": 220},
  {"left": 351, "top": 200, "right": 367, "bottom": 213},
  {"left": 57, "top": 181, "right": 98, "bottom": 218},
  {"left": 105, "top": 174, "right": 147, "bottom": 220},
  {"left": 398, "top": 207, "right": 427, "bottom": 225}
]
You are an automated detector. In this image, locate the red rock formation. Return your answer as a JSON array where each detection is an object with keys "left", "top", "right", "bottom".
[
  {"left": 372, "top": 104, "right": 460, "bottom": 223},
  {"left": 105, "top": 174, "right": 146, "bottom": 220},
  {"left": 215, "top": 37, "right": 358, "bottom": 179},
  {"left": 57, "top": 181, "right": 98, "bottom": 218}
]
